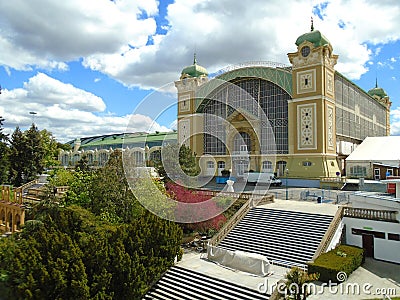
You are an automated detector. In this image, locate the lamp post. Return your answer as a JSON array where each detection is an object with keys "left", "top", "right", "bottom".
[
  {"left": 29, "top": 111, "right": 37, "bottom": 125},
  {"left": 285, "top": 168, "right": 289, "bottom": 200}
]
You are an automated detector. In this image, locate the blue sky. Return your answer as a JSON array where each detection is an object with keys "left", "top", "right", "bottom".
[{"left": 0, "top": 0, "right": 399, "bottom": 142}]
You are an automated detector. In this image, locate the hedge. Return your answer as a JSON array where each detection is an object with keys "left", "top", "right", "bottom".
[{"left": 308, "top": 244, "right": 364, "bottom": 283}]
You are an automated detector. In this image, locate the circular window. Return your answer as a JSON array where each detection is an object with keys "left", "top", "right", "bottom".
[{"left": 301, "top": 46, "right": 310, "bottom": 57}]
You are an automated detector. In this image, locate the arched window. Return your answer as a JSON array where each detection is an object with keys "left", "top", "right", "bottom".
[
  {"left": 217, "top": 161, "right": 226, "bottom": 176},
  {"left": 234, "top": 132, "right": 251, "bottom": 152},
  {"left": 277, "top": 161, "right": 287, "bottom": 177},
  {"left": 133, "top": 151, "right": 144, "bottom": 165},
  {"left": 149, "top": 150, "right": 161, "bottom": 162},
  {"left": 262, "top": 161, "right": 273, "bottom": 172},
  {"left": 202, "top": 77, "right": 289, "bottom": 155},
  {"left": 99, "top": 152, "right": 108, "bottom": 166},
  {"left": 62, "top": 154, "right": 69, "bottom": 166}
]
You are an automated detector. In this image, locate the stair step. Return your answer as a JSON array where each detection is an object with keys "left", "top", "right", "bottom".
[
  {"left": 145, "top": 266, "right": 268, "bottom": 300},
  {"left": 217, "top": 208, "right": 334, "bottom": 266}
]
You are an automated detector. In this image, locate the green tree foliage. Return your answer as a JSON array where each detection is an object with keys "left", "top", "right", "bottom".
[
  {"left": 155, "top": 143, "right": 199, "bottom": 182},
  {"left": 0, "top": 223, "right": 89, "bottom": 300},
  {"left": 8, "top": 125, "right": 64, "bottom": 186},
  {"left": 0, "top": 205, "right": 183, "bottom": 299},
  {"left": 64, "top": 170, "right": 94, "bottom": 208},
  {"left": 283, "top": 267, "right": 320, "bottom": 300},
  {"left": 48, "top": 168, "right": 75, "bottom": 187},
  {"left": 40, "top": 129, "right": 60, "bottom": 168},
  {"left": 0, "top": 116, "right": 9, "bottom": 184},
  {"left": 75, "top": 154, "right": 90, "bottom": 172},
  {"left": 23, "top": 124, "right": 46, "bottom": 181},
  {"left": 88, "top": 150, "right": 144, "bottom": 223},
  {"left": 8, "top": 126, "right": 26, "bottom": 186}
]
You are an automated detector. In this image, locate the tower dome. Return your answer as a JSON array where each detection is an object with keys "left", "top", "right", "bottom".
[
  {"left": 181, "top": 54, "right": 208, "bottom": 78},
  {"left": 295, "top": 19, "right": 330, "bottom": 47},
  {"left": 368, "top": 80, "right": 388, "bottom": 99}
]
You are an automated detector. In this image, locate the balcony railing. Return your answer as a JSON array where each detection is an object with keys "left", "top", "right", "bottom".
[{"left": 343, "top": 207, "right": 398, "bottom": 223}]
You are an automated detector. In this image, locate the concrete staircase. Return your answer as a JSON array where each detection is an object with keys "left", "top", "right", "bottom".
[
  {"left": 143, "top": 266, "right": 268, "bottom": 300},
  {"left": 217, "top": 207, "right": 333, "bottom": 268}
]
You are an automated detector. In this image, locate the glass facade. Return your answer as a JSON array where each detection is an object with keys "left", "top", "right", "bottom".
[
  {"left": 202, "top": 72, "right": 387, "bottom": 157},
  {"left": 203, "top": 78, "right": 290, "bottom": 155},
  {"left": 335, "top": 74, "right": 387, "bottom": 141}
]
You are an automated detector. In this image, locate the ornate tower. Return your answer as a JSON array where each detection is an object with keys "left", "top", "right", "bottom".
[
  {"left": 174, "top": 54, "right": 208, "bottom": 154},
  {"left": 287, "top": 22, "right": 340, "bottom": 177},
  {"left": 368, "top": 80, "right": 392, "bottom": 136}
]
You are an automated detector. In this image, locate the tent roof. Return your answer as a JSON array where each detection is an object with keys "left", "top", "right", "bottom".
[{"left": 346, "top": 136, "right": 400, "bottom": 162}]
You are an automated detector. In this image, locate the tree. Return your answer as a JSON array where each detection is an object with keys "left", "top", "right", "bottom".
[
  {"left": 89, "top": 150, "right": 143, "bottom": 223},
  {"left": 24, "top": 124, "right": 45, "bottom": 181},
  {"left": 283, "top": 267, "right": 320, "bottom": 300},
  {"left": 63, "top": 170, "right": 94, "bottom": 208},
  {"left": 75, "top": 154, "right": 90, "bottom": 172},
  {"left": 155, "top": 144, "right": 199, "bottom": 183},
  {"left": 0, "top": 116, "right": 9, "bottom": 184},
  {"left": 8, "top": 125, "right": 62, "bottom": 186},
  {"left": 8, "top": 126, "right": 26, "bottom": 186},
  {"left": 40, "top": 129, "right": 60, "bottom": 168},
  {"left": 0, "top": 204, "right": 182, "bottom": 299}
]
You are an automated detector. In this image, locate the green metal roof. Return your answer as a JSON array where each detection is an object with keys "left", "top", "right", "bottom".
[
  {"left": 295, "top": 30, "right": 330, "bottom": 48},
  {"left": 195, "top": 66, "right": 292, "bottom": 112},
  {"left": 368, "top": 87, "right": 388, "bottom": 98},
  {"left": 181, "top": 54, "right": 208, "bottom": 78},
  {"left": 367, "top": 81, "right": 388, "bottom": 99},
  {"left": 77, "top": 132, "right": 177, "bottom": 149}
]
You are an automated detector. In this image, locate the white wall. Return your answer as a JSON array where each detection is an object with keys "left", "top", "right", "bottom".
[{"left": 344, "top": 217, "right": 400, "bottom": 264}]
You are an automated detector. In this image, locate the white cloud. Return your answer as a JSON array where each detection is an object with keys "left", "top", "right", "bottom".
[
  {"left": 82, "top": 0, "right": 400, "bottom": 85},
  {"left": 1, "top": 0, "right": 400, "bottom": 140},
  {"left": 0, "top": 73, "right": 170, "bottom": 142},
  {"left": 1, "top": 0, "right": 400, "bottom": 86},
  {"left": 0, "top": 0, "right": 158, "bottom": 70},
  {"left": 390, "top": 108, "right": 400, "bottom": 135}
]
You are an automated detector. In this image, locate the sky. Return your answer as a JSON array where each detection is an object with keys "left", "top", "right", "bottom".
[{"left": 0, "top": 0, "right": 399, "bottom": 143}]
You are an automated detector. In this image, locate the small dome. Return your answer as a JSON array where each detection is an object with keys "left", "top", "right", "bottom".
[
  {"left": 368, "top": 79, "right": 388, "bottom": 99},
  {"left": 295, "top": 29, "right": 330, "bottom": 48},
  {"left": 368, "top": 87, "right": 388, "bottom": 99},
  {"left": 181, "top": 54, "right": 208, "bottom": 78}
]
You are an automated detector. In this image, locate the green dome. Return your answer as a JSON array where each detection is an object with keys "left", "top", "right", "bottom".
[
  {"left": 295, "top": 30, "right": 330, "bottom": 48},
  {"left": 181, "top": 55, "right": 208, "bottom": 78},
  {"left": 368, "top": 87, "right": 388, "bottom": 98}
]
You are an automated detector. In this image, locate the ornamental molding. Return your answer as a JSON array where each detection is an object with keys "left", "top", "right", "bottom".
[
  {"left": 327, "top": 105, "right": 334, "bottom": 150},
  {"left": 297, "top": 103, "right": 317, "bottom": 150},
  {"left": 178, "top": 119, "right": 190, "bottom": 147}
]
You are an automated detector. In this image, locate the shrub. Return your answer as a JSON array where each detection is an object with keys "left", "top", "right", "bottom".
[
  {"left": 307, "top": 244, "right": 364, "bottom": 283},
  {"left": 283, "top": 267, "right": 320, "bottom": 300},
  {"left": 166, "top": 182, "right": 227, "bottom": 234}
]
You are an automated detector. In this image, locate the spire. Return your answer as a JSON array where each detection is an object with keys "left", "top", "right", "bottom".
[
  {"left": 375, "top": 77, "right": 378, "bottom": 88},
  {"left": 193, "top": 52, "right": 197, "bottom": 65},
  {"left": 311, "top": 16, "right": 314, "bottom": 32}
]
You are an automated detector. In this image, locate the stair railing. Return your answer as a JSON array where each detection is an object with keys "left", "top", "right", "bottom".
[{"left": 311, "top": 206, "right": 345, "bottom": 261}]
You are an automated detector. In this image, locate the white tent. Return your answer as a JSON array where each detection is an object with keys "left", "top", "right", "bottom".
[{"left": 346, "top": 136, "right": 400, "bottom": 179}]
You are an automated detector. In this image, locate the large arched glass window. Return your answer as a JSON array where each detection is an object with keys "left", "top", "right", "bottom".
[{"left": 203, "top": 77, "right": 289, "bottom": 155}]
